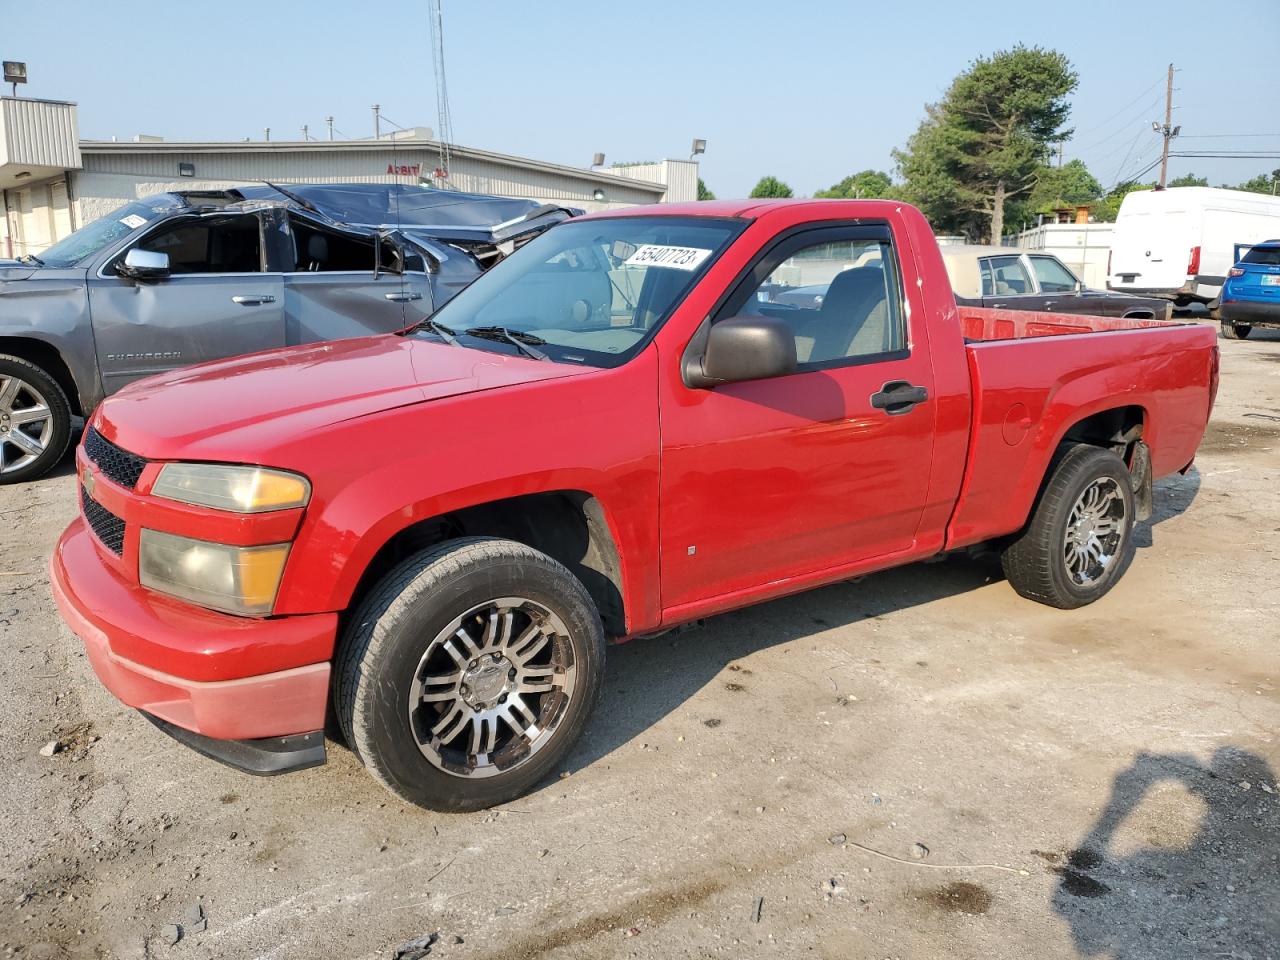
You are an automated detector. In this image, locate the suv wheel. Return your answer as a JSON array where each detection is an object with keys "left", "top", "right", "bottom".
[
  {"left": 0, "top": 355, "right": 73, "bottom": 485},
  {"left": 1220, "top": 322, "right": 1252, "bottom": 340},
  {"left": 1001, "top": 444, "right": 1136, "bottom": 609},
  {"left": 335, "top": 537, "right": 606, "bottom": 811}
]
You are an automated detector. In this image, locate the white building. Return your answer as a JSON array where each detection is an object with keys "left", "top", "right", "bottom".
[{"left": 1, "top": 96, "right": 698, "bottom": 258}]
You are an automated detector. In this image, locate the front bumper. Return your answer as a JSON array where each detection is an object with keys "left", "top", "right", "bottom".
[
  {"left": 51, "top": 516, "right": 336, "bottom": 746},
  {"left": 1220, "top": 300, "right": 1280, "bottom": 328}
]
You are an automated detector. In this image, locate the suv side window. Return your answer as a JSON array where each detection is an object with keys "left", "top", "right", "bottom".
[
  {"left": 1028, "top": 255, "right": 1079, "bottom": 292},
  {"left": 728, "top": 232, "right": 905, "bottom": 366},
  {"left": 137, "top": 215, "right": 264, "bottom": 274},
  {"left": 979, "top": 255, "right": 1033, "bottom": 297},
  {"left": 289, "top": 216, "right": 400, "bottom": 273}
]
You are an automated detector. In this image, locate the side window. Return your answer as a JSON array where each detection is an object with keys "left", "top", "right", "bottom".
[
  {"left": 732, "top": 236, "right": 903, "bottom": 365},
  {"left": 138, "top": 215, "right": 263, "bottom": 274},
  {"left": 979, "top": 255, "right": 1033, "bottom": 297},
  {"left": 1029, "top": 255, "right": 1079, "bottom": 292},
  {"left": 290, "top": 216, "right": 395, "bottom": 273}
]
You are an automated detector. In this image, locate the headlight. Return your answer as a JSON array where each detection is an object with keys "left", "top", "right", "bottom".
[
  {"left": 152, "top": 463, "right": 311, "bottom": 513},
  {"left": 139, "top": 529, "right": 290, "bottom": 616}
]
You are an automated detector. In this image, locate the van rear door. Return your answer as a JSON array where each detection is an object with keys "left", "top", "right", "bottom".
[{"left": 1109, "top": 196, "right": 1199, "bottom": 295}]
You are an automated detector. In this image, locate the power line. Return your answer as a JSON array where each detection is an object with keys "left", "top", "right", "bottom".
[
  {"left": 1176, "top": 133, "right": 1280, "bottom": 139},
  {"left": 1073, "top": 92, "right": 1165, "bottom": 152},
  {"left": 1071, "top": 77, "right": 1166, "bottom": 141}
]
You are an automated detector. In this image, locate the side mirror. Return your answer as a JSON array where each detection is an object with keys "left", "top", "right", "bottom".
[
  {"left": 117, "top": 248, "right": 170, "bottom": 281},
  {"left": 1074, "top": 280, "right": 1085, "bottom": 295},
  {"left": 690, "top": 316, "right": 797, "bottom": 388}
]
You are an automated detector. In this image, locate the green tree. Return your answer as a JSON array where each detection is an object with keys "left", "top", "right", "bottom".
[
  {"left": 815, "top": 169, "right": 896, "bottom": 199},
  {"left": 1232, "top": 168, "right": 1280, "bottom": 195},
  {"left": 895, "top": 45, "right": 1078, "bottom": 241},
  {"left": 697, "top": 178, "right": 716, "bottom": 201},
  {"left": 1169, "top": 172, "right": 1209, "bottom": 187},
  {"left": 1026, "top": 159, "right": 1102, "bottom": 211},
  {"left": 748, "top": 176, "right": 794, "bottom": 199},
  {"left": 1092, "top": 181, "right": 1153, "bottom": 223}
]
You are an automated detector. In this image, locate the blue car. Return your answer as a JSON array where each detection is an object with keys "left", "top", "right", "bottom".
[{"left": 1219, "top": 239, "right": 1280, "bottom": 339}]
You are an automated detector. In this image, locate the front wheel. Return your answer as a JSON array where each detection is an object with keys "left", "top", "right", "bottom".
[
  {"left": 1001, "top": 445, "right": 1136, "bottom": 609},
  {"left": 335, "top": 537, "right": 605, "bottom": 811},
  {"left": 0, "top": 355, "right": 73, "bottom": 484},
  {"left": 1220, "top": 322, "right": 1252, "bottom": 340}
]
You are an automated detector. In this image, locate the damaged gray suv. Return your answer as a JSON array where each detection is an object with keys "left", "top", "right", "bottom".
[{"left": 0, "top": 183, "right": 576, "bottom": 482}]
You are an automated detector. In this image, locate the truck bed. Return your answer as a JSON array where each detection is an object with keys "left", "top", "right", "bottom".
[
  {"left": 946, "top": 306, "right": 1218, "bottom": 549},
  {"left": 959, "top": 305, "right": 1188, "bottom": 341}
]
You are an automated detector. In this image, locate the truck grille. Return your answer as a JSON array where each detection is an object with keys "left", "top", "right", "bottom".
[
  {"left": 81, "top": 485, "right": 126, "bottom": 556},
  {"left": 84, "top": 427, "right": 148, "bottom": 489}
]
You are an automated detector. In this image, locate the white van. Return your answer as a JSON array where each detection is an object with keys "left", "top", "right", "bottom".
[{"left": 1107, "top": 186, "right": 1280, "bottom": 305}]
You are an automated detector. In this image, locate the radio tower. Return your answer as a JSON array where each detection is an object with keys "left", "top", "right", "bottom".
[{"left": 428, "top": 0, "right": 455, "bottom": 183}]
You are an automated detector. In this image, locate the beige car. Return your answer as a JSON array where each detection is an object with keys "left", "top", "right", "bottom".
[{"left": 941, "top": 244, "right": 1172, "bottom": 320}]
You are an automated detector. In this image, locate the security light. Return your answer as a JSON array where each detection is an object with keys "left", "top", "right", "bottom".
[
  {"left": 691, "top": 138, "right": 706, "bottom": 158},
  {"left": 3, "top": 61, "right": 26, "bottom": 96},
  {"left": 592, "top": 189, "right": 605, "bottom": 202},
  {"left": 592, "top": 153, "right": 605, "bottom": 168}
]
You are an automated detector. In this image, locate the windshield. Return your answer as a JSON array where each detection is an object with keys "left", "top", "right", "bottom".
[
  {"left": 35, "top": 196, "right": 185, "bottom": 268},
  {"left": 422, "top": 216, "right": 743, "bottom": 367}
]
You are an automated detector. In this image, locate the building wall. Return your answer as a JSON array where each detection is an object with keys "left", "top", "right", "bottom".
[{"left": 604, "top": 160, "right": 699, "bottom": 203}]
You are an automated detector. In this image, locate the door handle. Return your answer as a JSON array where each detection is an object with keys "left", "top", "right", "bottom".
[
  {"left": 870, "top": 380, "right": 929, "bottom": 416},
  {"left": 232, "top": 295, "right": 276, "bottom": 305},
  {"left": 384, "top": 291, "right": 424, "bottom": 302}
]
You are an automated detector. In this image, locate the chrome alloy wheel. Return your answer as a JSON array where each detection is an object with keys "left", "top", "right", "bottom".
[
  {"left": 0, "top": 374, "right": 53, "bottom": 475},
  {"left": 408, "top": 597, "right": 577, "bottom": 778},
  {"left": 1064, "top": 477, "right": 1127, "bottom": 585}
]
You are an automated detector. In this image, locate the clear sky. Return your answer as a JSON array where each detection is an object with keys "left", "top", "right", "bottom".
[{"left": 3, "top": 0, "right": 1276, "bottom": 197}]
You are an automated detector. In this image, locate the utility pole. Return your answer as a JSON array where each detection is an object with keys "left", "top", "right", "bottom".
[
  {"left": 1158, "top": 63, "right": 1176, "bottom": 188},
  {"left": 372, "top": 104, "right": 381, "bottom": 140},
  {"left": 1057, "top": 139, "right": 1064, "bottom": 169},
  {"left": 301, "top": 124, "right": 309, "bottom": 141},
  {"left": 264, "top": 127, "right": 270, "bottom": 142}
]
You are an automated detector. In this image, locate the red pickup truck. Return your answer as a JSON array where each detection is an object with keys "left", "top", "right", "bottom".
[{"left": 51, "top": 199, "right": 1219, "bottom": 811}]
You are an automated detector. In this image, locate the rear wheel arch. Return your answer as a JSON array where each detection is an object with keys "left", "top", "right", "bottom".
[
  {"left": 1013, "top": 404, "right": 1149, "bottom": 534},
  {"left": 343, "top": 490, "right": 628, "bottom": 637}
]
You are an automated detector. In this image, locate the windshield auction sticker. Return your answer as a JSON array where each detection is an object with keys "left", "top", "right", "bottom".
[
  {"left": 119, "top": 214, "right": 149, "bottom": 230},
  {"left": 624, "top": 244, "right": 713, "bottom": 271}
]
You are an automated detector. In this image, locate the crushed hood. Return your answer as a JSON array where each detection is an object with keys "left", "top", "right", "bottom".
[{"left": 96, "top": 335, "right": 591, "bottom": 462}]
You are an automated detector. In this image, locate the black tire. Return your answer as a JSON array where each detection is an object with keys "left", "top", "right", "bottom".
[
  {"left": 1001, "top": 445, "right": 1136, "bottom": 609},
  {"left": 0, "top": 354, "right": 73, "bottom": 485},
  {"left": 1220, "top": 322, "right": 1252, "bottom": 340},
  {"left": 334, "top": 537, "right": 605, "bottom": 811}
]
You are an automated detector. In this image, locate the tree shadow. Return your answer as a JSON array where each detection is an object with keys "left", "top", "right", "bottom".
[{"left": 1051, "top": 748, "right": 1279, "bottom": 959}]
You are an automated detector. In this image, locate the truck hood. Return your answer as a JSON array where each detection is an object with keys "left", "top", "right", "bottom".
[{"left": 96, "top": 334, "right": 591, "bottom": 461}]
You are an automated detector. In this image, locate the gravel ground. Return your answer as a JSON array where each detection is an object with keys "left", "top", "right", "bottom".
[{"left": 2, "top": 328, "right": 1277, "bottom": 960}]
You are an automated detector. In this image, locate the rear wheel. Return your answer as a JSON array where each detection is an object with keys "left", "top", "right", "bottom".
[
  {"left": 335, "top": 537, "right": 605, "bottom": 811},
  {"left": 1220, "top": 322, "right": 1252, "bottom": 340},
  {"left": 0, "top": 355, "right": 72, "bottom": 485},
  {"left": 1001, "top": 445, "right": 1136, "bottom": 609}
]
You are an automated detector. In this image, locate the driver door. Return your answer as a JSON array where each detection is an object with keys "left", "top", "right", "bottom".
[
  {"left": 88, "top": 213, "right": 284, "bottom": 395},
  {"left": 659, "top": 225, "right": 937, "bottom": 610}
]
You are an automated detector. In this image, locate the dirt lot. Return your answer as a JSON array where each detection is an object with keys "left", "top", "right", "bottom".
[{"left": 2, "top": 328, "right": 1277, "bottom": 960}]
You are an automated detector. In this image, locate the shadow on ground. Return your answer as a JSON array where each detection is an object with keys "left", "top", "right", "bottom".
[
  {"left": 1051, "top": 749, "right": 1279, "bottom": 959},
  {"left": 566, "top": 472, "right": 1199, "bottom": 774}
]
